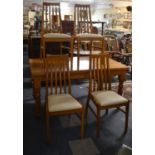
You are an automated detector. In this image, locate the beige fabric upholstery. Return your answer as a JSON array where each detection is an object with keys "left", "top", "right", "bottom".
[
  {"left": 91, "top": 90, "right": 128, "bottom": 106},
  {"left": 44, "top": 33, "right": 71, "bottom": 39},
  {"left": 76, "top": 33, "right": 103, "bottom": 39},
  {"left": 48, "top": 94, "right": 82, "bottom": 112}
]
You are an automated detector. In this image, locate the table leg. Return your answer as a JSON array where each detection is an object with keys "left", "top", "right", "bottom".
[
  {"left": 118, "top": 74, "right": 126, "bottom": 95},
  {"left": 32, "top": 78, "right": 41, "bottom": 119}
]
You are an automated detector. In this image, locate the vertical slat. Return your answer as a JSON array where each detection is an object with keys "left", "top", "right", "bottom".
[
  {"left": 79, "top": 6, "right": 82, "bottom": 33},
  {"left": 67, "top": 59, "right": 71, "bottom": 94},
  {"left": 103, "top": 54, "right": 108, "bottom": 90},
  {"left": 81, "top": 6, "right": 83, "bottom": 33},
  {"left": 49, "top": 5, "right": 51, "bottom": 31},
  {"left": 90, "top": 40, "right": 92, "bottom": 55},
  {"left": 74, "top": 5, "right": 76, "bottom": 34},
  {"left": 89, "top": 56, "right": 92, "bottom": 94},
  {"left": 106, "top": 55, "right": 111, "bottom": 90},
  {"left": 50, "top": 63, "right": 53, "bottom": 94},
  {"left": 96, "top": 57, "right": 100, "bottom": 90},
  {"left": 55, "top": 5, "right": 57, "bottom": 30},
  {"left": 93, "top": 56, "right": 96, "bottom": 91},
  {"left": 100, "top": 56, "right": 103, "bottom": 90},
  {"left": 46, "top": 5, "right": 48, "bottom": 31},
  {"left": 88, "top": 5, "right": 92, "bottom": 33},
  {"left": 102, "top": 39, "right": 104, "bottom": 54},
  {"left": 54, "top": 63, "right": 57, "bottom": 94},
  {"left": 77, "top": 6, "right": 80, "bottom": 33},
  {"left": 62, "top": 61, "right": 65, "bottom": 93},
  {"left": 59, "top": 5, "right": 62, "bottom": 32},
  {"left": 83, "top": 6, "right": 86, "bottom": 33},
  {"left": 63, "top": 62, "right": 66, "bottom": 93},
  {"left": 86, "top": 6, "right": 89, "bottom": 33},
  {"left": 52, "top": 5, "right": 54, "bottom": 31},
  {"left": 70, "top": 37, "right": 73, "bottom": 69},
  {"left": 59, "top": 63, "right": 62, "bottom": 93},
  {"left": 45, "top": 63, "right": 49, "bottom": 103}
]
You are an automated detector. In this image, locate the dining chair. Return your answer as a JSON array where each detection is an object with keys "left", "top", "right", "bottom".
[
  {"left": 86, "top": 53, "right": 129, "bottom": 137},
  {"left": 44, "top": 55, "right": 84, "bottom": 143},
  {"left": 73, "top": 4, "right": 104, "bottom": 58},
  {"left": 41, "top": 2, "right": 73, "bottom": 67}
]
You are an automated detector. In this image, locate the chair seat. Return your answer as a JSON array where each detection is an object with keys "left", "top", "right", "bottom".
[
  {"left": 76, "top": 33, "right": 103, "bottom": 39},
  {"left": 48, "top": 94, "right": 82, "bottom": 112},
  {"left": 44, "top": 33, "right": 71, "bottom": 39},
  {"left": 91, "top": 90, "right": 128, "bottom": 107},
  {"left": 73, "top": 50, "right": 101, "bottom": 56}
]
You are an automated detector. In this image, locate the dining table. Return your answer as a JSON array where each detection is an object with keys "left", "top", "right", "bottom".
[{"left": 29, "top": 56, "right": 129, "bottom": 118}]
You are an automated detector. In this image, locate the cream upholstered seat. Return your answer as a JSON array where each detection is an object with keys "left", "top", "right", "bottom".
[
  {"left": 86, "top": 53, "right": 130, "bottom": 137},
  {"left": 44, "top": 33, "right": 71, "bottom": 39},
  {"left": 48, "top": 94, "right": 82, "bottom": 112},
  {"left": 91, "top": 91, "right": 128, "bottom": 107},
  {"left": 45, "top": 55, "right": 84, "bottom": 143},
  {"left": 76, "top": 33, "right": 103, "bottom": 39}
]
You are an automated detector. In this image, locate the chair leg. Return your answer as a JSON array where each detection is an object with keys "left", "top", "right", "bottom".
[
  {"left": 80, "top": 109, "right": 84, "bottom": 139},
  {"left": 96, "top": 107, "right": 101, "bottom": 137},
  {"left": 45, "top": 113, "right": 50, "bottom": 143},
  {"left": 77, "top": 39, "right": 80, "bottom": 69},
  {"left": 70, "top": 38, "right": 74, "bottom": 70},
  {"left": 85, "top": 97, "right": 90, "bottom": 118},
  {"left": 124, "top": 104, "right": 129, "bottom": 134}
]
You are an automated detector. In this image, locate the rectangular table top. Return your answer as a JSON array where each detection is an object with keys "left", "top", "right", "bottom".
[{"left": 29, "top": 56, "right": 129, "bottom": 80}]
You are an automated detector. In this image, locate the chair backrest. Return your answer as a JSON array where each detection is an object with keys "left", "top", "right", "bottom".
[
  {"left": 89, "top": 53, "right": 111, "bottom": 94},
  {"left": 74, "top": 4, "right": 93, "bottom": 34},
  {"left": 41, "top": 2, "right": 62, "bottom": 35},
  {"left": 103, "top": 35, "right": 120, "bottom": 52},
  {"left": 45, "top": 55, "right": 71, "bottom": 98}
]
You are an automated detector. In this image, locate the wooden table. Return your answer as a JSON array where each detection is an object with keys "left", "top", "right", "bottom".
[{"left": 29, "top": 56, "right": 129, "bottom": 118}]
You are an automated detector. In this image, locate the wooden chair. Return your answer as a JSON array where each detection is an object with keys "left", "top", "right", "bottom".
[
  {"left": 73, "top": 4, "right": 104, "bottom": 57},
  {"left": 44, "top": 55, "right": 84, "bottom": 143},
  {"left": 86, "top": 53, "right": 129, "bottom": 137},
  {"left": 41, "top": 2, "right": 73, "bottom": 67}
]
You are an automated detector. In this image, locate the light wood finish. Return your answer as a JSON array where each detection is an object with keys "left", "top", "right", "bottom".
[
  {"left": 42, "top": 2, "right": 62, "bottom": 34},
  {"left": 44, "top": 55, "right": 84, "bottom": 143},
  {"left": 86, "top": 54, "right": 129, "bottom": 137},
  {"left": 74, "top": 4, "right": 92, "bottom": 34},
  {"left": 73, "top": 4, "right": 105, "bottom": 58},
  {"left": 41, "top": 2, "right": 73, "bottom": 67},
  {"left": 29, "top": 56, "right": 128, "bottom": 118}
]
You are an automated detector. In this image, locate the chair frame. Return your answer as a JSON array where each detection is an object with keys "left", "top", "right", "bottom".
[
  {"left": 44, "top": 55, "right": 84, "bottom": 143},
  {"left": 86, "top": 53, "right": 129, "bottom": 137},
  {"left": 73, "top": 4, "right": 105, "bottom": 58},
  {"left": 40, "top": 2, "right": 73, "bottom": 68}
]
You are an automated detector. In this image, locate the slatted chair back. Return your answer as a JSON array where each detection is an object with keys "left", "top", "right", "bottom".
[
  {"left": 74, "top": 4, "right": 93, "bottom": 34},
  {"left": 103, "top": 35, "right": 119, "bottom": 52},
  {"left": 42, "top": 2, "right": 62, "bottom": 35},
  {"left": 45, "top": 55, "right": 71, "bottom": 100},
  {"left": 89, "top": 53, "right": 111, "bottom": 94}
]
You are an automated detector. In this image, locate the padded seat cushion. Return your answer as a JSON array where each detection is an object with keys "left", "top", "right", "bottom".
[
  {"left": 48, "top": 94, "right": 82, "bottom": 112},
  {"left": 44, "top": 33, "right": 71, "bottom": 39},
  {"left": 76, "top": 33, "right": 103, "bottom": 38},
  {"left": 91, "top": 90, "right": 128, "bottom": 106}
]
